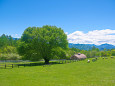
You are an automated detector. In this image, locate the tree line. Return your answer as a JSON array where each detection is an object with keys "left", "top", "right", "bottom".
[
  {"left": 0, "top": 34, "right": 20, "bottom": 60},
  {"left": 0, "top": 25, "right": 115, "bottom": 64}
]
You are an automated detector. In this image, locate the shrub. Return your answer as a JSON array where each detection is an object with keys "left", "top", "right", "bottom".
[{"left": 0, "top": 53, "right": 21, "bottom": 60}]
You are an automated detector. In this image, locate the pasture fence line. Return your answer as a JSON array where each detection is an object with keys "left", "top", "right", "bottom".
[{"left": 0, "top": 59, "right": 78, "bottom": 69}]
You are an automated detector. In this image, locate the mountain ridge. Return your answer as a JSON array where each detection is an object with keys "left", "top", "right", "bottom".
[{"left": 69, "top": 43, "right": 115, "bottom": 50}]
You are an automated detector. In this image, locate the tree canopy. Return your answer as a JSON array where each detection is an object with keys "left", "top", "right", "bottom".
[{"left": 18, "top": 25, "right": 68, "bottom": 64}]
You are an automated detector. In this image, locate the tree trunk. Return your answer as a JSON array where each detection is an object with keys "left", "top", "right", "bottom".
[{"left": 44, "top": 58, "right": 49, "bottom": 64}]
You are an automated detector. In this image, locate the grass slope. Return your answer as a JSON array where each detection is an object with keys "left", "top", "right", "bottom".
[{"left": 0, "top": 58, "right": 115, "bottom": 86}]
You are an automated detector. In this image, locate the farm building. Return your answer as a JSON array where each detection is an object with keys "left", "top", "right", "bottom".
[{"left": 70, "top": 53, "right": 87, "bottom": 60}]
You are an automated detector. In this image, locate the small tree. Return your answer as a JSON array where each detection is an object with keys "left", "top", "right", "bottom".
[{"left": 111, "top": 50, "right": 115, "bottom": 56}]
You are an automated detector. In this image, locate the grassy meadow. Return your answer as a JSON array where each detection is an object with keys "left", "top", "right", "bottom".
[{"left": 0, "top": 57, "right": 115, "bottom": 86}]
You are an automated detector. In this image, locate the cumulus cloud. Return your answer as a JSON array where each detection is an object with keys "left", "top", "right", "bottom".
[{"left": 67, "top": 29, "right": 115, "bottom": 45}]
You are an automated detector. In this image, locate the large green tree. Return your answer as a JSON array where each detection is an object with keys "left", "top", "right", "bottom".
[{"left": 18, "top": 25, "right": 68, "bottom": 64}]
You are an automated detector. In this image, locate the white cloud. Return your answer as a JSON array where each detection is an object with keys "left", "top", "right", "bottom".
[
  {"left": 67, "top": 29, "right": 115, "bottom": 45},
  {"left": 65, "top": 32, "right": 68, "bottom": 35},
  {"left": 12, "top": 34, "right": 21, "bottom": 38}
]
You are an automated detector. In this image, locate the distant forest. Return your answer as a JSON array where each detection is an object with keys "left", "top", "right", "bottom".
[{"left": 0, "top": 34, "right": 18, "bottom": 48}]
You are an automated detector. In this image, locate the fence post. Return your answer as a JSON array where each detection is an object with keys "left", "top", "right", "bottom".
[
  {"left": 5, "top": 64, "right": 6, "bottom": 69},
  {"left": 12, "top": 64, "right": 13, "bottom": 68}
]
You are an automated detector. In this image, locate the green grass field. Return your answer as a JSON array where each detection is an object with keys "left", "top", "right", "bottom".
[{"left": 0, "top": 57, "right": 115, "bottom": 86}]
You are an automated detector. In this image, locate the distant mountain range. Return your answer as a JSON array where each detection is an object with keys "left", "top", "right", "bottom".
[{"left": 69, "top": 43, "right": 115, "bottom": 50}]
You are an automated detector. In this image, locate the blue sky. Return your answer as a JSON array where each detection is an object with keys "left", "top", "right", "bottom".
[{"left": 0, "top": 0, "right": 115, "bottom": 45}]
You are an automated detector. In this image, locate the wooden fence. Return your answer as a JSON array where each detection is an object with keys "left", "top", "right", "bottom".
[
  {"left": 0, "top": 64, "right": 15, "bottom": 69},
  {"left": 0, "top": 59, "right": 78, "bottom": 69}
]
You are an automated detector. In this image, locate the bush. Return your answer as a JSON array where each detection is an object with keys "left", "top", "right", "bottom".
[
  {"left": 0, "top": 54, "right": 7, "bottom": 60},
  {"left": 0, "top": 53, "right": 21, "bottom": 60}
]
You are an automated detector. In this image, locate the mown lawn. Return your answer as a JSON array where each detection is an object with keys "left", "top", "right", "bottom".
[{"left": 0, "top": 57, "right": 115, "bottom": 86}]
